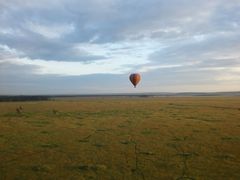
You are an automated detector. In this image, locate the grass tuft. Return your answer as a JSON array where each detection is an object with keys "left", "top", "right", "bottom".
[{"left": 40, "top": 143, "right": 59, "bottom": 148}]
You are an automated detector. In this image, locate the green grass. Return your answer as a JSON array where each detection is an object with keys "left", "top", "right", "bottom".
[{"left": 0, "top": 97, "right": 239, "bottom": 179}]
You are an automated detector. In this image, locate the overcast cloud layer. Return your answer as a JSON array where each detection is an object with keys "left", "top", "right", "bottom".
[{"left": 0, "top": 0, "right": 240, "bottom": 94}]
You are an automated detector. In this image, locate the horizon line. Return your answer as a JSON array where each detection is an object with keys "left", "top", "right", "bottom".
[{"left": 0, "top": 91, "right": 240, "bottom": 96}]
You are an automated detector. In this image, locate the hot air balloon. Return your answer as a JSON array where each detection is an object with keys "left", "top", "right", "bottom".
[{"left": 129, "top": 73, "right": 141, "bottom": 88}]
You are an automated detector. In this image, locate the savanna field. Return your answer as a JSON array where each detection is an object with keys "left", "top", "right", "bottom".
[{"left": 0, "top": 97, "right": 239, "bottom": 180}]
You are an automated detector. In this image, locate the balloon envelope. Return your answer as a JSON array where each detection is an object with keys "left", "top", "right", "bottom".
[{"left": 129, "top": 73, "right": 141, "bottom": 88}]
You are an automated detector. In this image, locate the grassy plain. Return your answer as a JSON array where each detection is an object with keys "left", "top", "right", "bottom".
[{"left": 0, "top": 97, "right": 239, "bottom": 179}]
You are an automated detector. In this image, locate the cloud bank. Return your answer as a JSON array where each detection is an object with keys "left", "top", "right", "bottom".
[{"left": 0, "top": 0, "right": 239, "bottom": 94}]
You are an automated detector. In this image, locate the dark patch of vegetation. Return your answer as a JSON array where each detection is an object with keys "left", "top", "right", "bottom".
[
  {"left": 176, "top": 152, "right": 196, "bottom": 158},
  {"left": 40, "top": 131, "right": 50, "bottom": 134},
  {"left": 141, "top": 128, "right": 153, "bottom": 135},
  {"left": 96, "top": 128, "right": 111, "bottom": 132},
  {"left": 221, "top": 136, "right": 240, "bottom": 141},
  {"left": 172, "top": 136, "right": 188, "bottom": 141},
  {"left": 40, "top": 143, "right": 59, "bottom": 148},
  {"left": 0, "top": 96, "right": 50, "bottom": 102},
  {"left": 120, "top": 140, "right": 134, "bottom": 145},
  {"left": 139, "top": 151, "right": 155, "bottom": 155},
  {"left": 93, "top": 143, "right": 105, "bottom": 148},
  {"left": 72, "top": 164, "right": 107, "bottom": 172}
]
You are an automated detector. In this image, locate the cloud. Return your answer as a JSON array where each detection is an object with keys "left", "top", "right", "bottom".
[
  {"left": 148, "top": 30, "right": 240, "bottom": 67},
  {"left": 26, "top": 21, "right": 75, "bottom": 39},
  {"left": 0, "top": 44, "right": 139, "bottom": 76},
  {"left": 0, "top": 44, "right": 23, "bottom": 58},
  {"left": 0, "top": 0, "right": 240, "bottom": 94}
]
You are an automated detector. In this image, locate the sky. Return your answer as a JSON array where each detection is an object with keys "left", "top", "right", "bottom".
[{"left": 0, "top": 0, "right": 240, "bottom": 95}]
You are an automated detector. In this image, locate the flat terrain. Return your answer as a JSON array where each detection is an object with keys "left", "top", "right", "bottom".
[{"left": 0, "top": 97, "right": 239, "bottom": 179}]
